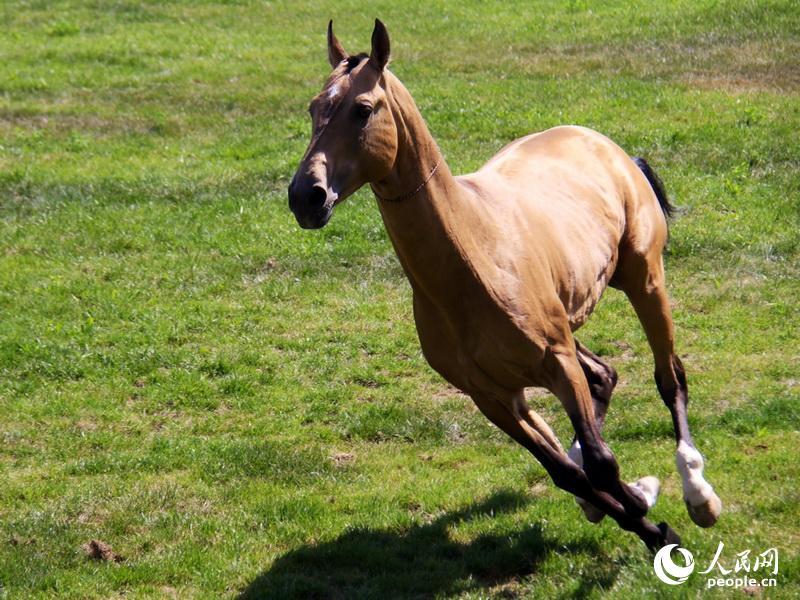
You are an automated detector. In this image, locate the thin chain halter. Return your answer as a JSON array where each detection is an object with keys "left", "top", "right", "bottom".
[{"left": 372, "top": 157, "right": 442, "bottom": 203}]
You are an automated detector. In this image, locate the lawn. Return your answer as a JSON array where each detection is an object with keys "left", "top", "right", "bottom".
[{"left": 1, "top": 0, "right": 798, "bottom": 598}]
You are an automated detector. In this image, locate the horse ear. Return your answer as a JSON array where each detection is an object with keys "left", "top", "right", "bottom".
[
  {"left": 369, "top": 18, "right": 390, "bottom": 70},
  {"left": 327, "top": 20, "right": 347, "bottom": 68}
]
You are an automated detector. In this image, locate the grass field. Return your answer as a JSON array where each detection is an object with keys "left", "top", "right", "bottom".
[{"left": 1, "top": 1, "right": 799, "bottom": 598}]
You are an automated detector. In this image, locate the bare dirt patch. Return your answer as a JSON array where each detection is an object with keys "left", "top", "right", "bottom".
[
  {"left": 82, "top": 539, "right": 125, "bottom": 563},
  {"left": 502, "top": 37, "right": 800, "bottom": 92},
  {"left": 9, "top": 535, "right": 36, "bottom": 546},
  {"left": 0, "top": 108, "right": 159, "bottom": 138},
  {"left": 330, "top": 451, "right": 355, "bottom": 467},
  {"left": 431, "top": 385, "right": 470, "bottom": 404},
  {"left": 243, "top": 258, "right": 279, "bottom": 286}
]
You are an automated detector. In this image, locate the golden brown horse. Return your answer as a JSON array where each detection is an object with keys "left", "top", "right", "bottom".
[{"left": 288, "top": 20, "right": 721, "bottom": 550}]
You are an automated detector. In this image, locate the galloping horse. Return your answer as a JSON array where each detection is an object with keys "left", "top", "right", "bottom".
[{"left": 288, "top": 20, "right": 721, "bottom": 550}]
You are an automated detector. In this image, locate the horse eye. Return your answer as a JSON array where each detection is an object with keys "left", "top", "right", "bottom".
[{"left": 354, "top": 104, "right": 373, "bottom": 119}]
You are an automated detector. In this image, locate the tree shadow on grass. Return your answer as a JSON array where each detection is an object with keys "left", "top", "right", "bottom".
[{"left": 239, "top": 491, "right": 618, "bottom": 599}]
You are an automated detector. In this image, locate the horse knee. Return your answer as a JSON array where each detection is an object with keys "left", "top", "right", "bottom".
[
  {"left": 577, "top": 344, "right": 618, "bottom": 404},
  {"left": 548, "top": 460, "right": 591, "bottom": 497},
  {"left": 581, "top": 443, "right": 620, "bottom": 490},
  {"left": 593, "top": 368, "right": 616, "bottom": 409}
]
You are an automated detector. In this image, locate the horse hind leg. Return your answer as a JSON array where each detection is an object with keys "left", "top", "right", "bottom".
[
  {"left": 574, "top": 340, "right": 617, "bottom": 430},
  {"left": 567, "top": 341, "right": 660, "bottom": 523},
  {"left": 620, "top": 251, "right": 722, "bottom": 527}
]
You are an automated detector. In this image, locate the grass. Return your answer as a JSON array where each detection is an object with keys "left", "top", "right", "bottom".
[{"left": 1, "top": 0, "right": 799, "bottom": 597}]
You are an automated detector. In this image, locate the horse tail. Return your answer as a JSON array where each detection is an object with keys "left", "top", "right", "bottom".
[{"left": 631, "top": 156, "right": 674, "bottom": 220}]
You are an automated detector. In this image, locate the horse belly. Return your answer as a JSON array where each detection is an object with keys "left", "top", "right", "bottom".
[
  {"left": 525, "top": 180, "right": 625, "bottom": 330},
  {"left": 555, "top": 232, "right": 620, "bottom": 330}
]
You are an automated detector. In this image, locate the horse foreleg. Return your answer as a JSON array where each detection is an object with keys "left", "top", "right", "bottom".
[
  {"left": 470, "top": 389, "right": 677, "bottom": 550},
  {"left": 544, "top": 344, "right": 663, "bottom": 524},
  {"left": 567, "top": 341, "right": 616, "bottom": 471},
  {"left": 566, "top": 341, "right": 661, "bottom": 522}
]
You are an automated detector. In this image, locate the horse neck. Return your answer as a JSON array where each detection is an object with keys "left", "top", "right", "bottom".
[{"left": 371, "top": 74, "right": 480, "bottom": 300}]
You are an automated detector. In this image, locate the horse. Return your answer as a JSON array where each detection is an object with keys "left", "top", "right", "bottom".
[{"left": 288, "top": 19, "right": 721, "bottom": 551}]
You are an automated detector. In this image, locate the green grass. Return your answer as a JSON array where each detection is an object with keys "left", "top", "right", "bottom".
[{"left": 1, "top": 0, "right": 799, "bottom": 598}]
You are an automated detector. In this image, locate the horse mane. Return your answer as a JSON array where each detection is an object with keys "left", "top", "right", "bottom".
[{"left": 345, "top": 53, "right": 368, "bottom": 72}]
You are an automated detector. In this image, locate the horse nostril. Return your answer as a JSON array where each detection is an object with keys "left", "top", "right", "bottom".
[{"left": 308, "top": 185, "right": 328, "bottom": 209}]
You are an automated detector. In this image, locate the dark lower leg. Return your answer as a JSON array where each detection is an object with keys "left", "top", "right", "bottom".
[
  {"left": 543, "top": 450, "right": 677, "bottom": 551},
  {"left": 547, "top": 352, "right": 649, "bottom": 519},
  {"left": 571, "top": 418, "right": 648, "bottom": 519},
  {"left": 655, "top": 353, "right": 692, "bottom": 445},
  {"left": 569, "top": 341, "right": 617, "bottom": 464},
  {"left": 471, "top": 392, "right": 676, "bottom": 550}
]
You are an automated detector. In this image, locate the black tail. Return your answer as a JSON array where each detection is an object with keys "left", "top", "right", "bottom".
[{"left": 632, "top": 156, "right": 674, "bottom": 220}]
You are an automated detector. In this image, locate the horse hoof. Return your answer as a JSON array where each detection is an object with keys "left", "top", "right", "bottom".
[
  {"left": 647, "top": 522, "right": 681, "bottom": 552},
  {"left": 631, "top": 476, "right": 660, "bottom": 511},
  {"left": 686, "top": 491, "right": 722, "bottom": 528},
  {"left": 659, "top": 522, "right": 681, "bottom": 546},
  {"left": 576, "top": 498, "right": 605, "bottom": 523}
]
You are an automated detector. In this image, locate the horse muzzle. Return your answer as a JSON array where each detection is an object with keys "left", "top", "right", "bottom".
[{"left": 288, "top": 175, "right": 336, "bottom": 229}]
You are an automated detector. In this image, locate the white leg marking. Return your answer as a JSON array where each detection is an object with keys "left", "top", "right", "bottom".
[
  {"left": 676, "top": 440, "right": 714, "bottom": 505},
  {"left": 631, "top": 475, "right": 660, "bottom": 510},
  {"left": 567, "top": 440, "right": 583, "bottom": 467},
  {"left": 568, "top": 441, "right": 605, "bottom": 523},
  {"left": 676, "top": 440, "right": 722, "bottom": 527}
]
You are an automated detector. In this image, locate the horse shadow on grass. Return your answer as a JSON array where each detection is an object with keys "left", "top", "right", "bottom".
[{"left": 239, "top": 490, "right": 619, "bottom": 599}]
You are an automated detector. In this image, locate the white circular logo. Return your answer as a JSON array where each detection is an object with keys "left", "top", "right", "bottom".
[{"left": 653, "top": 544, "right": 695, "bottom": 585}]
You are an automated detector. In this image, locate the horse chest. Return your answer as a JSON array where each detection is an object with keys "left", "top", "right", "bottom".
[{"left": 411, "top": 290, "right": 546, "bottom": 393}]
